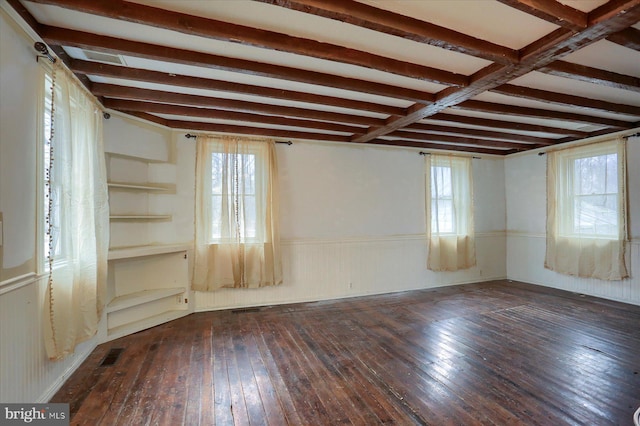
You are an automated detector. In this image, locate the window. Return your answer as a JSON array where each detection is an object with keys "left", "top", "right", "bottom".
[
  {"left": 42, "top": 72, "right": 66, "bottom": 267},
  {"left": 562, "top": 149, "right": 619, "bottom": 238},
  {"left": 425, "top": 154, "right": 475, "bottom": 271},
  {"left": 210, "top": 151, "right": 258, "bottom": 242},
  {"left": 430, "top": 164, "right": 454, "bottom": 234},
  {"left": 194, "top": 136, "right": 282, "bottom": 290},
  {"left": 545, "top": 138, "right": 627, "bottom": 280},
  {"left": 428, "top": 156, "right": 472, "bottom": 236}
]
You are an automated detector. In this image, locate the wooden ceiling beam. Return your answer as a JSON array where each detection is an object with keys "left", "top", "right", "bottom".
[
  {"left": 491, "top": 83, "right": 640, "bottom": 115},
  {"left": 27, "top": 0, "right": 467, "bottom": 87},
  {"left": 255, "top": 0, "right": 519, "bottom": 64},
  {"left": 388, "top": 130, "right": 543, "bottom": 149},
  {"left": 103, "top": 99, "right": 366, "bottom": 134},
  {"left": 368, "top": 139, "right": 516, "bottom": 155},
  {"left": 496, "top": 0, "right": 587, "bottom": 31},
  {"left": 40, "top": 26, "right": 436, "bottom": 103},
  {"left": 457, "top": 99, "right": 635, "bottom": 128},
  {"left": 162, "top": 120, "right": 354, "bottom": 143},
  {"left": 92, "top": 83, "right": 385, "bottom": 127},
  {"left": 498, "top": 0, "right": 589, "bottom": 31},
  {"left": 427, "top": 112, "right": 590, "bottom": 136},
  {"left": 606, "top": 27, "right": 640, "bottom": 51},
  {"left": 405, "top": 122, "right": 559, "bottom": 145},
  {"left": 352, "top": 0, "right": 640, "bottom": 143},
  {"left": 70, "top": 60, "right": 406, "bottom": 117},
  {"left": 539, "top": 60, "right": 640, "bottom": 93}
]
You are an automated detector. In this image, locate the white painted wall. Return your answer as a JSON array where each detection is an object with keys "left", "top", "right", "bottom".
[
  {"left": 0, "top": 9, "right": 100, "bottom": 403},
  {"left": 195, "top": 141, "right": 507, "bottom": 310},
  {"left": 505, "top": 137, "right": 640, "bottom": 305}
]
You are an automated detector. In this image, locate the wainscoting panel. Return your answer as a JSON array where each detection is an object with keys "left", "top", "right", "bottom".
[
  {"left": 195, "top": 233, "right": 506, "bottom": 311},
  {"left": 507, "top": 233, "right": 640, "bottom": 306},
  {"left": 0, "top": 275, "right": 98, "bottom": 403}
]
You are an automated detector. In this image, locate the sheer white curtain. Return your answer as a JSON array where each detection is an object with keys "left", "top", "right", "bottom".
[
  {"left": 545, "top": 138, "right": 627, "bottom": 280},
  {"left": 193, "top": 135, "right": 282, "bottom": 290},
  {"left": 44, "top": 62, "right": 109, "bottom": 360},
  {"left": 425, "top": 154, "right": 475, "bottom": 271}
]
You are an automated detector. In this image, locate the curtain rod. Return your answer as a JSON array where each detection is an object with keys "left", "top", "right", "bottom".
[
  {"left": 419, "top": 151, "right": 481, "bottom": 159},
  {"left": 537, "top": 132, "right": 637, "bottom": 156},
  {"left": 34, "top": 42, "right": 56, "bottom": 63},
  {"left": 184, "top": 134, "right": 292, "bottom": 145}
]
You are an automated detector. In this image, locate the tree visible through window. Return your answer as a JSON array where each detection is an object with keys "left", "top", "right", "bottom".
[
  {"left": 545, "top": 138, "right": 627, "bottom": 280},
  {"left": 568, "top": 152, "right": 619, "bottom": 237},
  {"left": 210, "top": 152, "right": 257, "bottom": 242},
  {"left": 430, "top": 165, "right": 454, "bottom": 234}
]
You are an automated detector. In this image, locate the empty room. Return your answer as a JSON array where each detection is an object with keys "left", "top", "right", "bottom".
[{"left": 1, "top": 0, "right": 639, "bottom": 424}]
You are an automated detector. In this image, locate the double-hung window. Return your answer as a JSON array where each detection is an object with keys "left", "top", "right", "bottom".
[
  {"left": 425, "top": 155, "right": 475, "bottom": 271},
  {"left": 209, "top": 149, "right": 261, "bottom": 243},
  {"left": 41, "top": 72, "right": 67, "bottom": 270},
  {"left": 194, "top": 136, "right": 282, "bottom": 290},
  {"left": 545, "top": 138, "right": 627, "bottom": 280},
  {"left": 560, "top": 147, "right": 619, "bottom": 238}
]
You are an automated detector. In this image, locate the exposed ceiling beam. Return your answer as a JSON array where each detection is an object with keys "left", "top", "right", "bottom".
[
  {"left": 539, "top": 60, "right": 640, "bottom": 93},
  {"left": 457, "top": 99, "right": 635, "bottom": 128},
  {"left": 162, "top": 120, "right": 354, "bottom": 143},
  {"left": 491, "top": 83, "right": 640, "bottom": 115},
  {"left": 103, "top": 99, "right": 366, "bottom": 135},
  {"left": 26, "top": 0, "right": 467, "bottom": 87},
  {"left": 404, "top": 123, "right": 558, "bottom": 145},
  {"left": 92, "top": 84, "right": 385, "bottom": 127},
  {"left": 40, "top": 26, "right": 437, "bottom": 103},
  {"left": 368, "top": 139, "right": 516, "bottom": 155},
  {"left": 427, "top": 113, "right": 591, "bottom": 136},
  {"left": 606, "top": 27, "right": 640, "bottom": 50},
  {"left": 496, "top": 0, "right": 587, "bottom": 31},
  {"left": 69, "top": 60, "right": 407, "bottom": 117},
  {"left": 352, "top": 0, "right": 640, "bottom": 142},
  {"left": 254, "top": 0, "right": 519, "bottom": 64},
  {"left": 388, "top": 130, "right": 543, "bottom": 150}
]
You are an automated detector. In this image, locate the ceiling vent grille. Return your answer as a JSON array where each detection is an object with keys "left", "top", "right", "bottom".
[{"left": 81, "top": 49, "right": 125, "bottom": 65}]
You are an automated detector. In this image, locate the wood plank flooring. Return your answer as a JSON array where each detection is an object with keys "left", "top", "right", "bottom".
[{"left": 51, "top": 280, "right": 640, "bottom": 425}]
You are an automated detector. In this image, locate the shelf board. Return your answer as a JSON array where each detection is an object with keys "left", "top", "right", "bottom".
[
  {"left": 106, "top": 309, "right": 189, "bottom": 341},
  {"left": 108, "top": 243, "right": 190, "bottom": 260},
  {"left": 108, "top": 182, "right": 169, "bottom": 191},
  {"left": 107, "top": 287, "right": 185, "bottom": 313},
  {"left": 110, "top": 215, "right": 172, "bottom": 221},
  {"left": 105, "top": 151, "right": 167, "bottom": 163}
]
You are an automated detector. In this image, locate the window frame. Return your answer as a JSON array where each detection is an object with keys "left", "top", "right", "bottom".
[
  {"left": 207, "top": 143, "right": 266, "bottom": 245},
  {"left": 557, "top": 143, "right": 621, "bottom": 240},
  {"left": 428, "top": 156, "right": 471, "bottom": 237},
  {"left": 38, "top": 69, "right": 69, "bottom": 273}
]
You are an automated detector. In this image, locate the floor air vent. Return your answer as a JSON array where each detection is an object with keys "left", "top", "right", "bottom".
[{"left": 100, "top": 348, "right": 124, "bottom": 367}]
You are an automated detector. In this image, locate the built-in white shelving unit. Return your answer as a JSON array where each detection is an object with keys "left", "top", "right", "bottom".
[{"left": 103, "top": 138, "right": 191, "bottom": 341}]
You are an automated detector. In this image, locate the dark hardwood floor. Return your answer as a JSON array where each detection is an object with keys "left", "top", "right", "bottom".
[{"left": 52, "top": 280, "right": 640, "bottom": 425}]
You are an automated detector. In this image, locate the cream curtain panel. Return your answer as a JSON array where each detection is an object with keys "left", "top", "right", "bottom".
[
  {"left": 545, "top": 138, "right": 628, "bottom": 280},
  {"left": 193, "top": 135, "right": 282, "bottom": 290},
  {"left": 425, "top": 155, "right": 475, "bottom": 271},
  {"left": 44, "top": 62, "right": 110, "bottom": 360}
]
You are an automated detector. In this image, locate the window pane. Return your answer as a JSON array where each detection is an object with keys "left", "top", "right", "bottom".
[
  {"left": 210, "top": 151, "right": 259, "bottom": 242},
  {"left": 241, "top": 195, "right": 257, "bottom": 239},
  {"left": 570, "top": 151, "right": 619, "bottom": 237},
  {"left": 431, "top": 166, "right": 452, "bottom": 197},
  {"left": 211, "top": 195, "right": 222, "bottom": 240},
  {"left": 574, "top": 194, "right": 618, "bottom": 236},
  {"left": 432, "top": 199, "right": 454, "bottom": 233}
]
